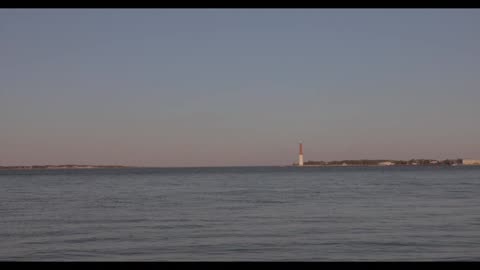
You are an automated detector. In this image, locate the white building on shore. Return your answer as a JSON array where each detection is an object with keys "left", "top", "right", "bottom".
[
  {"left": 463, "top": 159, "right": 480, "bottom": 165},
  {"left": 378, "top": 161, "right": 395, "bottom": 166}
]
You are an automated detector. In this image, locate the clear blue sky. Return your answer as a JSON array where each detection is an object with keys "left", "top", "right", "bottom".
[{"left": 1, "top": 9, "right": 479, "bottom": 166}]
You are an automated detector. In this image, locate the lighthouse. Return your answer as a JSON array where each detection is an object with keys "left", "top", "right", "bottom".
[{"left": 298, "top": 141, "right": 304, "bottom": 166}]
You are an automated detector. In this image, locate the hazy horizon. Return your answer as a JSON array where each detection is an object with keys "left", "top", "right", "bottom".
[{"left": 2, "top": 9, "right": 479, "bottom": 167}]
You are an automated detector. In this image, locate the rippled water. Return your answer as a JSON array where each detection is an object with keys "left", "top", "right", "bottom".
[{"left": 1, "top": 166, "right": 479, "bottom": 261}]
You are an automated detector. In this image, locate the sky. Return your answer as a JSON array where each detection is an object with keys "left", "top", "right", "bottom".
[{"left": 1, "top": 9, "right": 479, "bottom": 167}]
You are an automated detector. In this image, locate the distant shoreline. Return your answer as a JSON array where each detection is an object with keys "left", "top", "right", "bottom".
[
  {"left": 293, "top": 164, "right": 475, "bottom": 167},
  {"left": 294, "top": 158, "right": 480, "bottom": 167},
  {"left": 1, "top": 164, "right": 479, "bottom": 171},
  {"left": 0, "top": 165, "right": 134, "bottom": 170}
]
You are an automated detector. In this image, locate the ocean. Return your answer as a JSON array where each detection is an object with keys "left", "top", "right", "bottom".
[{"left": 0, "top": 166, "right": 479, "bottom": 261}]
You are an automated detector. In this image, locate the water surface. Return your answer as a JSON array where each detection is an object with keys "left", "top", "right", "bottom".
[{"left": 1, "top": 166, "right": 479, "bottom": 261}]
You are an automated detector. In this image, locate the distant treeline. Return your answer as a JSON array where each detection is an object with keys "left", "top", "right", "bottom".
[
  {"left": 301, "top": 159, "right": 463, "bottom": 166},
  {"left": 0, "top": 165, "right": 130, "bottom": 170}
]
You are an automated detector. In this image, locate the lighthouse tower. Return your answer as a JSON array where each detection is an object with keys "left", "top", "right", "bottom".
[{"left": 298, "top": 141, "right": 304, "bottom": 166}]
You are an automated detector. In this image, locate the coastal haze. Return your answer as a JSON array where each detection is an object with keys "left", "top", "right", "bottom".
[{"left": 1, "top": 9, "right": 480, "bottom": 167}]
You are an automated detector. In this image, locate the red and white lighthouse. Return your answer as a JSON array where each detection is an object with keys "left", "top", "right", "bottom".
[{"left": 298, "top": 141, "right": 304, "bottom": 166}]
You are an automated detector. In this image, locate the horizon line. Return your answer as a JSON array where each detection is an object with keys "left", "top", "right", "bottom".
[{"left": 1, "top": 157, "right": 475, "bottom": 169}]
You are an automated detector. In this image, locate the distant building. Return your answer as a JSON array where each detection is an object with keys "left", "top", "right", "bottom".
[
  {"left": 298, "top": 141, "right": 304, "bottom": 166},
  {"left": 378, "top": 161, "right": 395, "bottom": 166},
  {"left": 463, "top": 159, "right": 480, "bottom": 165}
]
